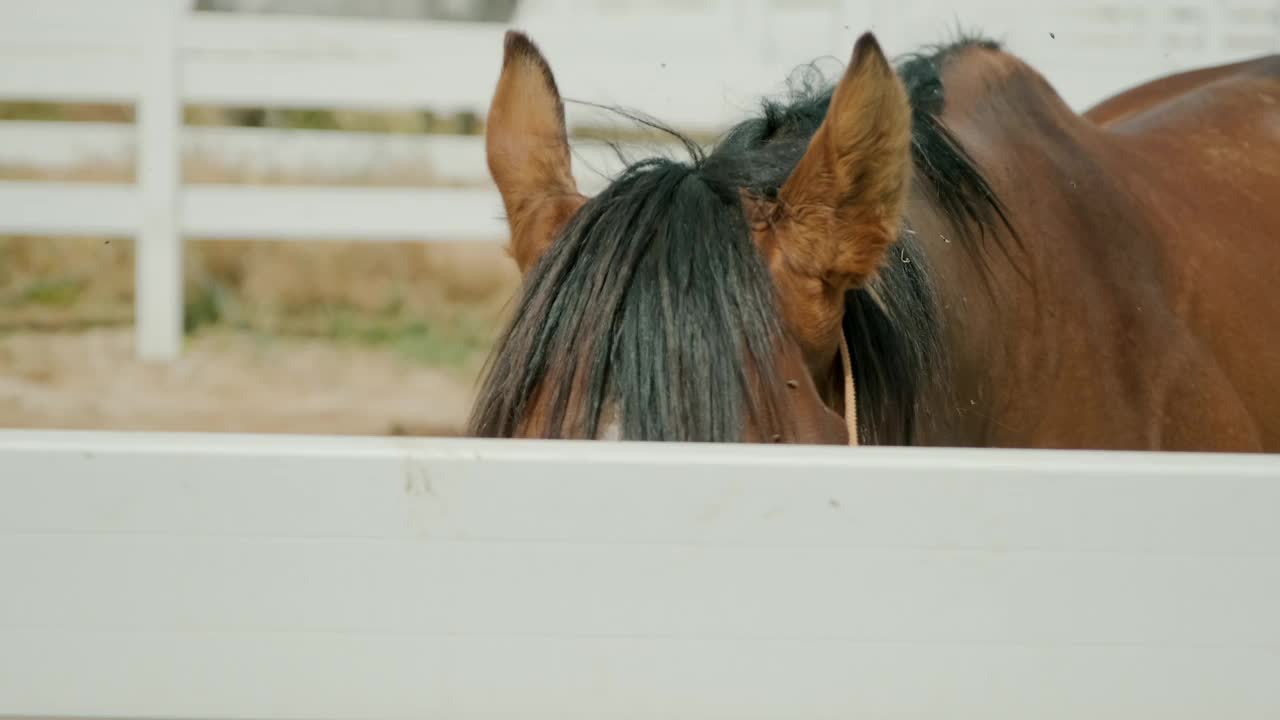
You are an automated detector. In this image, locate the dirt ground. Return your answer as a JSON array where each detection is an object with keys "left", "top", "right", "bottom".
[{"left": 0, "top": 327, "right": 478, "bottom": 437}]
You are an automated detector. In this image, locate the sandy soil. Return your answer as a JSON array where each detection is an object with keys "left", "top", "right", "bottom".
[{"left": 0, "top": 328, "right": 477, "bottom": 437}]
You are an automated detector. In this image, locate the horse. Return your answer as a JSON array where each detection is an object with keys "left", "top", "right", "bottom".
[{"left": 467, "top": 29, "right": 1280, "bottom": 452}]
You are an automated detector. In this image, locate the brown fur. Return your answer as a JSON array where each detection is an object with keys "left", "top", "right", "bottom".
[
  {"left": 481, "top": 30, "right": 1280, "bottom": 451},
  {"left": 485, "top": 32, "right": 586, "bottom": 274},
  {"left": 1083, "top": 58, "right": 1270, "bottom": 125},
  {"left": 753, "top": 34, "right": 914, "bottom": 374},
  {"left": 904, "top": 48, "right": 1280, "bottom": 451}
]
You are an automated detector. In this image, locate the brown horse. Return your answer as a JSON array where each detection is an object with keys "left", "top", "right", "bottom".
[{"left": 469, "top": 29, "right": 1280, "bottom": 452}]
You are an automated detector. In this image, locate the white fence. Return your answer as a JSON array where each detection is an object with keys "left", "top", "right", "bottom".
[
  {"left": 1, "top": 0, "right": 1277, "bottom": 360},
  {"left": 0, "top": 429, "right": 1278, "bottom": 718},
  {"left": 0, "top": 427, "right": 1274, "bottom": 712}
]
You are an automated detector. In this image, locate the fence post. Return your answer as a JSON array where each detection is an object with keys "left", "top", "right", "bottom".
[{"left": 136, "top": 0, "right": 185, "bottom": 361}]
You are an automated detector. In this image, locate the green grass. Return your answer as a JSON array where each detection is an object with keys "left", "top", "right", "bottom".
[
  {"left": 0, "top": 276, "right": 499, "bottom": 374},
  {"left": 11, "top": 277, "right": 88, "bottom": 308},
  {"left": 0, "top": 102, "right": 67, "bottom": 122},
  {"left": 180, "top": 284, "right": 499, "bottom": 373},
  {"left": 183, "top": 280, "right": 233, "bottom": 333},
  {"left": 307, "top": 306, "right": 497, "bottom": 371}
]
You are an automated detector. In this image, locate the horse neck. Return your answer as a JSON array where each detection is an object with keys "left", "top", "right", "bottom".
[
  {"left": 898, "top": 184, "right": 1013, "bottom": 446},
  {"left": 901, "top": 72, "right": 1142, "bottom": 447}
]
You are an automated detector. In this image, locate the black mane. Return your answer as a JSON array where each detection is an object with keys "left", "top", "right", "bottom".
[{"left": 468, "top": 36, "right": 1015, "bottom": 443}]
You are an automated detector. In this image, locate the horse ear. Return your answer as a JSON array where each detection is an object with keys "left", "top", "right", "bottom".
[
  {"left": 765, "top": 32, "right": 912, "bottom": 360},
  {"left": 778, "top": 32, "right": 911, "bottom": 288},
  {"left": 486, "top": 31, "right": 587, "bottom": 275}
]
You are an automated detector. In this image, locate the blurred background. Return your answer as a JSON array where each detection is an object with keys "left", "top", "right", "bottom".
[{"left": 0, "top": 0, "right": 1276, "bottom": 437}]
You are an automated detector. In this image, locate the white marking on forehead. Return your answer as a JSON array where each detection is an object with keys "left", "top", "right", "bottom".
[
  {"left": 597, "top": 401, "right": 622, "bottom": 441},
  {"left": 600, "top": 419, "right": 622, "bottom": 441}
]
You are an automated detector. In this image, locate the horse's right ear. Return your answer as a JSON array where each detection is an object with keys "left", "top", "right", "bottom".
[{"left": 486, "top": 31, "right": 587, "bottom": 275}]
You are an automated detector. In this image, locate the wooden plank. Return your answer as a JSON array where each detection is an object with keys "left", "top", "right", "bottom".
[
  {"left": 3, "top": 630, "right": 1275, "bottom": 720},
  {"left": 0, "top": 181, "right": 140, "bottom": 236},
  {"left": 0, "top": 121, "right": 138, "bottom": 170},
  {"left": 0, "top": 181, "right": 507, "bottom": 240},
  {"left": 180, "top": 184, "right": 507, "bottom": 240},
  {"left": 0, "top": 57, "right": 141, "bottom": 103},
  {"left": 0, "top": 431, "right": 1277, "bottom": 553},
  {"left": 135, "top": 0, "right": 186, "bottom": 361},
  {"left": 2, "top": 2, "right": 1274, "bottom": 116},
  {"left": 0, "top": 431, "right": 1278, "bottom": 719},
  {"left": 2, "top": 534, "right": 1277, "bottom": 642},
  {"left": 0, "top": 120, "right": 670, "bottom": 192}
]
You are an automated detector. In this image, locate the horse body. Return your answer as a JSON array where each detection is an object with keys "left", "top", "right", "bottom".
[
  {"left": 909, "top": 49, "right": 1280, "bottom": 451},
  {"left": 1083, "top": 57, "right": 1276, "bottom": 126},
  {"left": 472, "top": 29, "right": 1280, "bottom": 452},
  {"left": 1090, "top": 56, "right": 1280, "bottom": 450}
]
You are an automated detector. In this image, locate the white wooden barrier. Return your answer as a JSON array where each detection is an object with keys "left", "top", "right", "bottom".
[
  {"left": 0, "top": 1, "right": 1276, "bottom": 360},
  {"left": 0, "top": 430, "right": 1278, "bottom": 718},
  {"left": 0, "top": 120, "right": 655, "bottom": 191}
]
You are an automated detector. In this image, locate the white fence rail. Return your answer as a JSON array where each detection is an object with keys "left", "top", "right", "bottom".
[
  {"left": 1, "top": 431, "right": 1279, "bottom": 718},
  {"left": 0, "top": 179, "right": 505, "bottom": 239},
  {"left": 0, "top": 119, "right": 643, "bottom": 190},
  {"left": 1, "top": 0, "right": 1277, "bottom": 360}
]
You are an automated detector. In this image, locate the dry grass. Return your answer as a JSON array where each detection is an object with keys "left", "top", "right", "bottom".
[
  {"left": 0, "top": 101, "right": 133, "bottom": 124},
  {"left": 0, "top": 232, "right": 520, "bottom": 369}
]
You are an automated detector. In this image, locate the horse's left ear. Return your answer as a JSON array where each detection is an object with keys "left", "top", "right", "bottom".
[
  {"left": 761, "top": 32, "right": 912, "bottom": 361},
  {"left": 486, "top": 31, "right": 587, "bottom": 275}
]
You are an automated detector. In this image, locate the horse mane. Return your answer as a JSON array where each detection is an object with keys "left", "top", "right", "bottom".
[
  {"left": 468, "top": 34, "right": 1016, "bottom": 443},
  {"left": 467, "top": 149, "right": 791, "bottom": 441}
]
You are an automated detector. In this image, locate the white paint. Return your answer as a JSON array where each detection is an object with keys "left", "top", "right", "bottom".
[
  {"left": 0, "top": 430, "right": 1278, "bottom": 718},
  {"left": 135, "top": 0, "right": 186, "bottom": 361},
  {"left": 0, "top": 120, "right": 668, "bottom": 192},
  {"left": 0, "top": 2, "right": 1271, "bottom": 128},
  {"left": 0, "top": 181, "right": 139, "bottom": 236},
  {"left": 180, "top": 184, "right": 507, "bottom": 241},
  {"left": 0, "top": 181, "right": 508, "bottom": 241}
]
